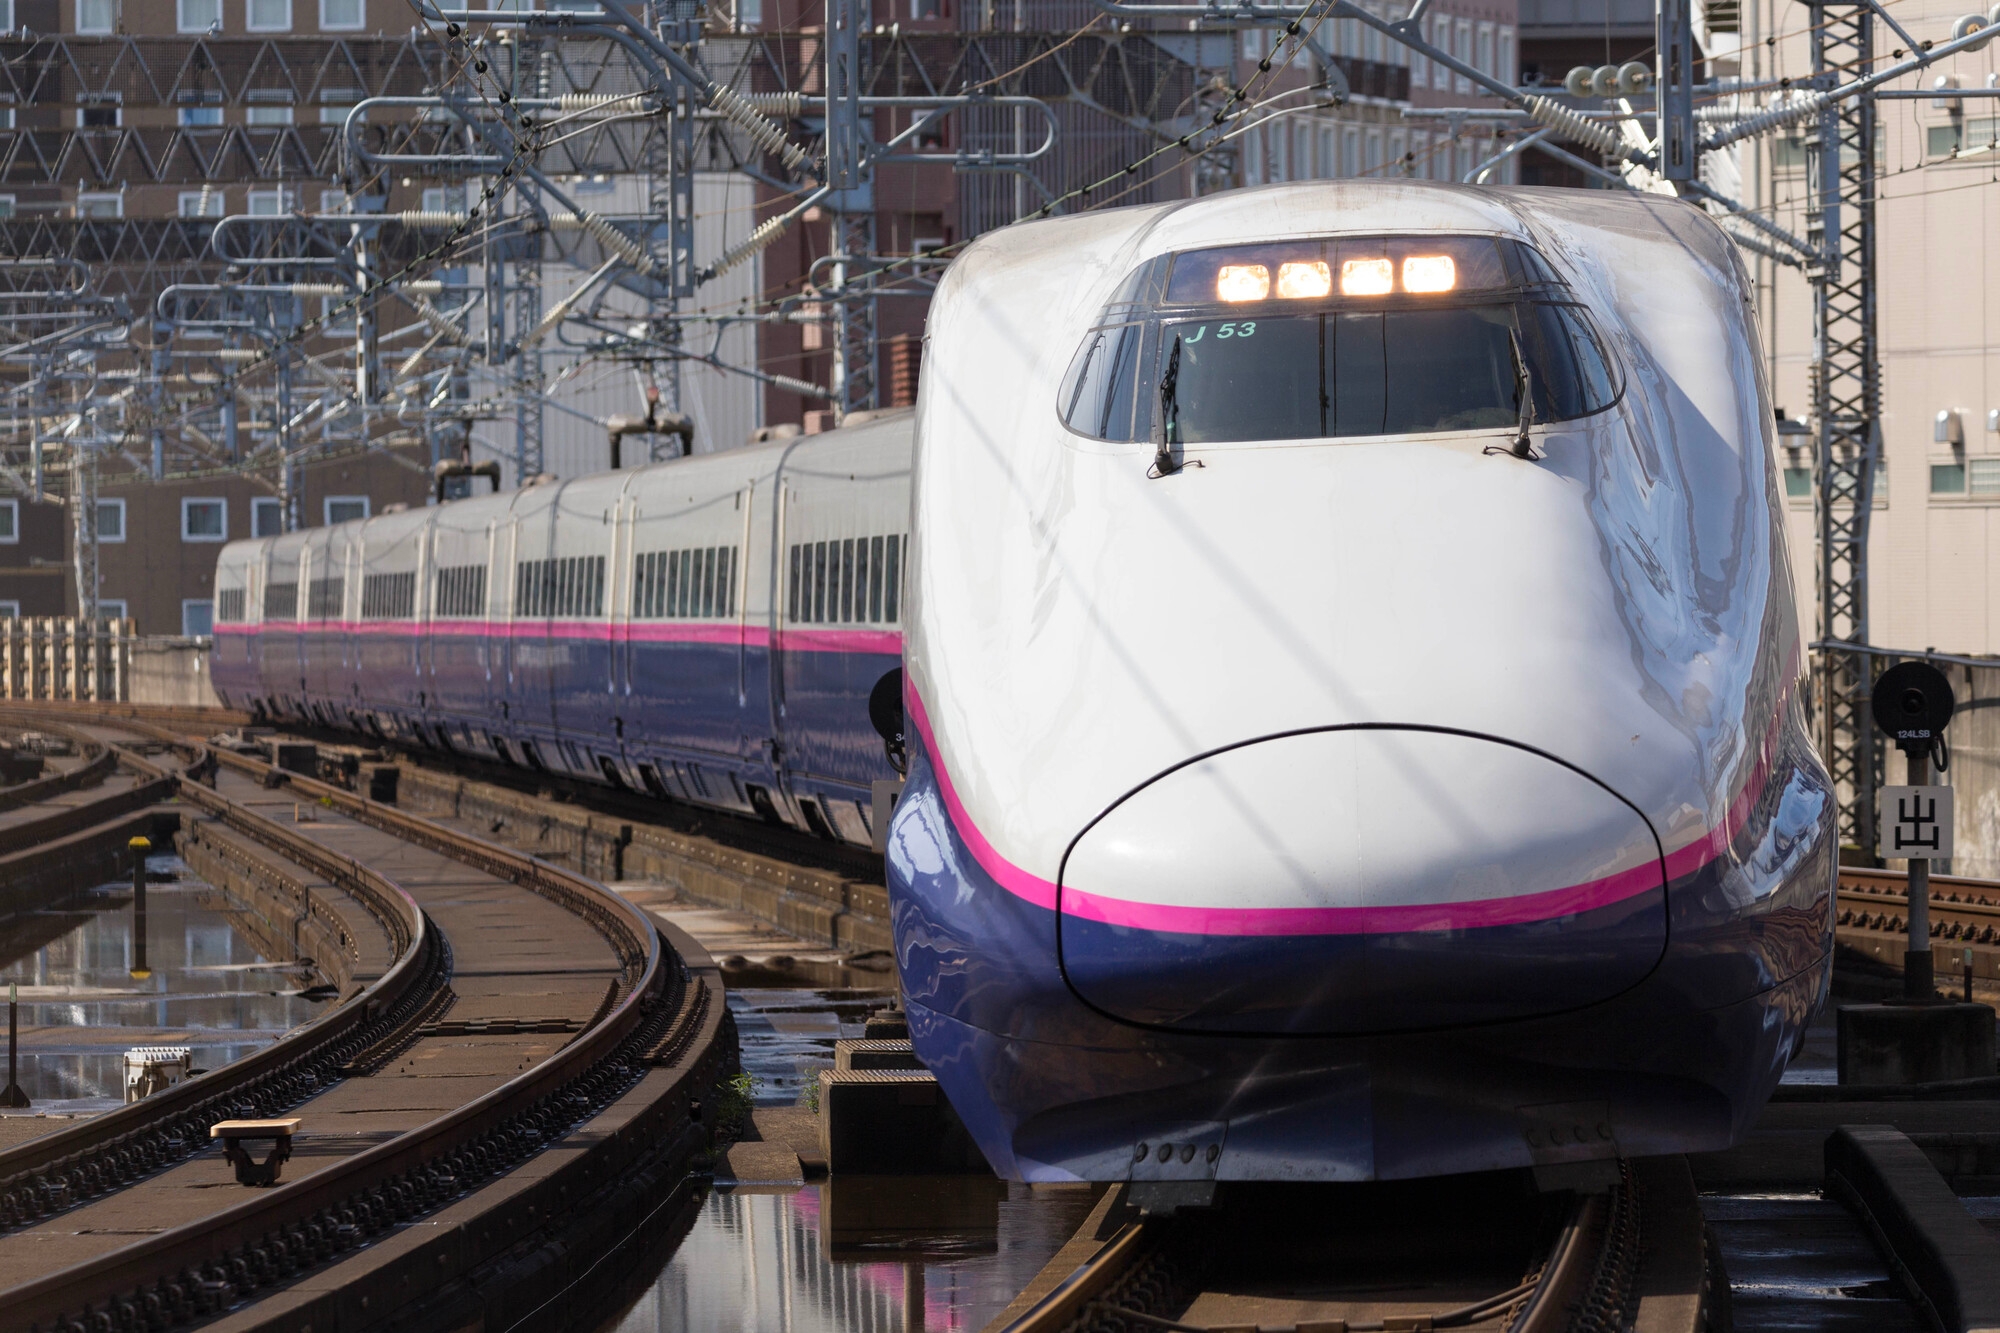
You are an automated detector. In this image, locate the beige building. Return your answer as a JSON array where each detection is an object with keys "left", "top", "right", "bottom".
[{"left": 1739, "top": 0, "right": 2000, "bottom": 655}]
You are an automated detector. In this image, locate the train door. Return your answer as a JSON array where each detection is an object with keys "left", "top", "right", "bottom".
[
  {"left": 769, "top": 421, "right": 913, "bottom": 843},
  {"left": 624, "top": 464, "right": 755, "bottom": 810},
  {"left": 503, "top": 483, "right": 561, "bottom": 768}
]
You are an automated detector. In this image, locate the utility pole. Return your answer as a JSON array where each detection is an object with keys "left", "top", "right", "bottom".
[
  {"left": 1807, "top": 0, "right": 1882, "bottom": 858},
  {"left": 826, "top": 0, "right": 877, "bottom": 421}
]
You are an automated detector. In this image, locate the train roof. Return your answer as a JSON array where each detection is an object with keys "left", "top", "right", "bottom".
[{"left": 223, "top": 408, "right": 915, "bottom": 561}]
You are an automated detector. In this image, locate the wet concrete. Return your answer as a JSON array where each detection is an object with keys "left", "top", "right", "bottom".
[{"left": 0, "top": 856, "right": 323, "bottom": 1114}]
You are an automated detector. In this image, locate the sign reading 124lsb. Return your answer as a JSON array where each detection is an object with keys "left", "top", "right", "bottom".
[{"left": 1879, "top": 786, "right": 1954, "bottom": 860}]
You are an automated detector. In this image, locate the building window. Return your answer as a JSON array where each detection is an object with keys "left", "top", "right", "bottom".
[
  {"left": 76, "top": 0, "right": 114, "bottom": 31},
  {"left": 1932, "top": 463, "right": 1967, "bottom": 494},
  {"left": 321, "top": 295, "right": 355, "bottom": 334},
  {"left": 320, "top": 102, "right": 358, "bottom": 125},
  {"left": 246, "top": 105, "right": 294, "bottom": 126},
  {"left": 1972, "top": 459, "right": 2000, "bottom": 496},
  {"left": 0, "top": 498, "right": 15, "bottom": 542},
  {"left": 182, "top": 600, "right": 214, "bottom": 638},
  {"left": 634, "top": 547, "right": 740, "bottom": 619},
  {"left": 178, "top": 0, "right": 220, "bottom": 29},
  {"left": 247, "top": 0, "right": 290, "bottom": 28},
  {"left": 77, "top": 192, "right": 122, "bottom": 218},
  {"left": 79, "top": 103, "right": 120, "bottom": 129},
  {"left": 0, "top": 601, "right": 17, "bottom": 620},
  {"left": 248, "top": 188, "right": 291, "bottom": 216},
  {"left": 178, "top": 189, "right": 224, "bottom": 218},
  {"left": 96, "top": 498, "right": 125, "bottom": 542},
  {"left": 324, "top": 495, "right": 368, "bottom": 525},
  {"left": 179, "top": 106, "right": 222, "bottom": 127},
  {"left": 96, "top": 599, "right": 128, "bottom": 622},
  {"left": 318, "top": 0, "right": 363, "bottom": 28},
  {"left": 182, "top": 497, "right": 226, "bottom": 541},
  {"left": 319, "top": 188, "right": 349, "bottom": 213},
  {"left": 786, "top": 534, "right": 903, "bottom": 624},
  {"left": 0, "top": 197, "right": 15, "bottom": 219},
  {"left": 1498, "top": 26, "right": 1515, "bottom": 86},
  {"left": 252, "top": 496, "right": 283, "bottom": 536},
  {"left": 1783, "top": 465, "right": 1812, "bottom": 498}
]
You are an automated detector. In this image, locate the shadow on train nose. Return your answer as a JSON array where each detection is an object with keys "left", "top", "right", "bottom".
[{"left": 1055, "top": 727, "right": 1668, "bottom": 1035}]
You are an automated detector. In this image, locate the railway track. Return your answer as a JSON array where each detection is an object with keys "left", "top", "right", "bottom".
[
  {"left": 996, "top": 1158, "right": 1712, "bottom": 1333},
  {"left": 1835, "top": 866, "right": 2000, "bottom": 987},
  {"left": 0, "top": 710, "right": 728, "bottom": 1333}
]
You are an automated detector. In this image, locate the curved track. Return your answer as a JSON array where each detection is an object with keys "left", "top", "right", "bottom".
[
  {"left": 995, "top": 1161, "right": 1711, "bottom": 1333},
  {"left": 0, "top": 709, "right": 722, "bottom": 1333}
]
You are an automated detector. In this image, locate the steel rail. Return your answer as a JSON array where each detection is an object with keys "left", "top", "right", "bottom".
[
  {"left": 0, "top": 732, "right": 439, "bottom": 1243},
  {"left": 0, "top": 723, "right": 113, "bottom": 815},
  {"left": 997, "top": 1180, "right": 1628, "bottom": 1333},
  {"left": 1, "top": 719, "right": 676, "bottom": 1333}
]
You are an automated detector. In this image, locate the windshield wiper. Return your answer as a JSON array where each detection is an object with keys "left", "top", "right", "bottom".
[
  {"left": 1505, "top": 329, "right": 1541, "bottom": 460},
  {"left": 1151, "top": 335, "right": 1182, "bottom": 478}
]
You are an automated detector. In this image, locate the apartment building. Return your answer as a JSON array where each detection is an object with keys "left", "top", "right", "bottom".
[{"left": 1237, "top": 0, "right": 1523, "bottom": 187}]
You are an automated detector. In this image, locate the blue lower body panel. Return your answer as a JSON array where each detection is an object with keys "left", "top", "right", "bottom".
[{"left": 888, "top": 731, "right": 1837, "bottom": 1183}]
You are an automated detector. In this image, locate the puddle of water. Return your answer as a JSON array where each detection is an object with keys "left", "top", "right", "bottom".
[
  {"left": 0, "top": 857, "right": 325, "bottom": 1112},
  {"left": 602, "top": 983, "right": 1103, "bottom": 1332},
  {"left": 609, "top": 1182, "right": 1101, "bottom": 1333},
  {"left": 730, "top": 987, "right": 894, "bottom": 1107},
  {"left": 1702, "top": 1193, "right": 1923, "bottom": 1331}
]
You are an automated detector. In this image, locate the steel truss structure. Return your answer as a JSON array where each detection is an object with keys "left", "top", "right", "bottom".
[{"left": 1, "top": 0, "right": 1994, "bottom": 862}]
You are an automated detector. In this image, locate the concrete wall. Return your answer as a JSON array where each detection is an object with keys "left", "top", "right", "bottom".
[{"left": 128, "top": 637, "right": 222, "bottom": 708}]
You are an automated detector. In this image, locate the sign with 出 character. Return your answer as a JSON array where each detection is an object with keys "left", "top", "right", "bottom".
[{"left": 1879, "top": 786, "right": 1954, "bottom": 860}]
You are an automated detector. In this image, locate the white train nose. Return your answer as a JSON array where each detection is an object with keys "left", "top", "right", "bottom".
[{"left": 1056, "top": 727, "right": 1667, "bottom": 1034}]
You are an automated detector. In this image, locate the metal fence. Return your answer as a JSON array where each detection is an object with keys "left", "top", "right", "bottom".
[{"left": 1820, "top": 643, "right": 2000, "bottom": 878}]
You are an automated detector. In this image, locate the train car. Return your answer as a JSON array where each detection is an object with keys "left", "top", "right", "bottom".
[
  {"left": 210, "top": 414, "right": 914, "bottom": 846},
  {"left": 887, "top": 181, "right": 1839, "bottom": 1187}
]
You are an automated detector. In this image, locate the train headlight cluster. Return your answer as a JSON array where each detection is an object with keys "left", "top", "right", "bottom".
[
  {"left": 1218, "top": 255, "right": 1457, "bottom": 301},
  {"left": 1401, "top": 255, "right": 1457, "bottom": 293},
  {"left": 1339, "top": 258, "right": 1395, "bottom": 296},
  {"left": 1276, "top": 260, "right": 1333, "bottom": 299},
  {"left": 1216, "top": 264, "right": 1272, "bottom": 302}
]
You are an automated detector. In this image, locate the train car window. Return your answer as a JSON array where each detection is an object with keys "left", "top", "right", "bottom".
[
  {"left": 307, "top": 576, "right": 344, "bottom": 620},
  {"left": 264, "top": 582, "right": 297, "bottom": 620},
  {"left": 436, "top": 565, "right": 486, "bottom": 618},
  {"left": 217, "top": 588, "right": 246, "bottom": 623},
  {"left": 786, "top": 534, "right": 904, "bottom": 624},
  {"left": 1060, "top": 324, "right": 1143, "bottom": 441},
  {"left": 634, "top": 546, "right": 737, "bottom": 620},
  {"left": 360, "top": 571, "right": 417, "bottom": 619},
  {"left": 514, "top": 556, "right": 606, "bottom": 618}
]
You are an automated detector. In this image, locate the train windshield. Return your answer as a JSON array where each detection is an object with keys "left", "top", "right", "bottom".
[{"left": 1061, "top": 235, "right": 1621, "bottom": 444}]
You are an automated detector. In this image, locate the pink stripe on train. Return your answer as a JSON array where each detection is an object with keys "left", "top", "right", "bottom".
[{"left": 902, "top": 684, "right": 1786, "bottom": 938}]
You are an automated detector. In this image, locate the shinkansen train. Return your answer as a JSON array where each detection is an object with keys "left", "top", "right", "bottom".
[
  {"left": 888, "top": 181, "right": 1838, "bottom": 1189},
  {"left": 211, "top": 415, "right": 913, "bottom": 846},
  {"left": 216, "top": 178, "right": 1839, "bottom": 1190}
]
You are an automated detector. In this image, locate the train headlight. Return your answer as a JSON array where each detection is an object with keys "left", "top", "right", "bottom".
[
  {"left": 1215, "top": 264, "right": 1271, "bottom": 302},
  {"left": 1401, "top": 255, "right": 1457, "bottom": 293},
  {"left": 1276, "top": 260, "right": 1332, "bottom": 299},
  {"left": 1339, "top": 258, "right": 1394, "bottom": 296}
]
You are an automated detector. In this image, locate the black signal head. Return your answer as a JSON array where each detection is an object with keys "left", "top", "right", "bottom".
[{"left": 1870, "top": 661, "right": 1955, "bottom": 755}]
